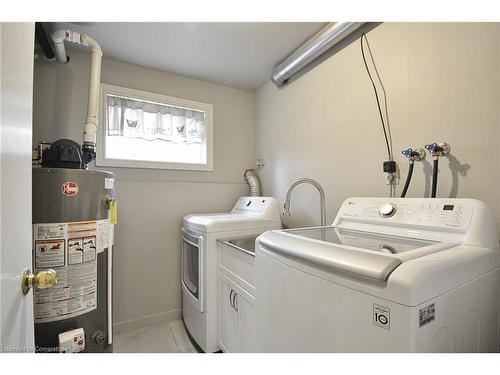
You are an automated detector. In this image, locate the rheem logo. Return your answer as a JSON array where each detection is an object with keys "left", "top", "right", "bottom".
[{"left": 61, "top": 181, "right": 79, "bottom": 197}]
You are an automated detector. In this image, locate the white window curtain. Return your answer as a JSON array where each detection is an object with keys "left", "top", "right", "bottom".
[{"left": 106, "top": 94, "right": 206, "bottom": 143}]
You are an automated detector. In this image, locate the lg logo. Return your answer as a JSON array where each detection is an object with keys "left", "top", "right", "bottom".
[{"left": 373, "top": 304, "right": 390, "bottom": 330}]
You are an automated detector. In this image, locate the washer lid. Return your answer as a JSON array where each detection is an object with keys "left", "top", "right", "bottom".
[
  {"left": 183, "top": 212, "right": 281, "bottom": 233},
  {"left": 288, "top": 226, "right": 438, "bottom": 254},
  {"left": 258, "top": 227, "right": 457, "bottom": 284}
]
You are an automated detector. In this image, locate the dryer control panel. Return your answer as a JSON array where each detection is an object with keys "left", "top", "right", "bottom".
[{"left": 231, "top": 196, "right": 280, "bottom": 218}]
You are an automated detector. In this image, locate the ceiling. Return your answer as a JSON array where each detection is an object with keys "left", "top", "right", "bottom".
[{"left": 45, "top": 22, "right": 325, "bottom": 91}]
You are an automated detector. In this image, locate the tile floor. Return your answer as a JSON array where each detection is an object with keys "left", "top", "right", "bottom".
[{"left": 113, "top": 320, "right": 198, "bottom": 353}]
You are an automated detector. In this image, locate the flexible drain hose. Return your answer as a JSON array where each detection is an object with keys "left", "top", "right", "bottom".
[
  {"left": 244, "top": 169, "right": 261, "bottom": 197},
  {"left": 431, "top": 158, "right": 439, "bottom": 198},
  {"left": 400, "top": 161, "right": 414, "bottom": 198}
]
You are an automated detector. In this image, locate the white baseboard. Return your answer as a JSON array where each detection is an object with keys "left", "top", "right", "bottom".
[{"left": 113, "top": 308, "right": 182, "bottom": 335}]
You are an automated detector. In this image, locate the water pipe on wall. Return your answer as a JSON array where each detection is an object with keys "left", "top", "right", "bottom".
[
  {"left": 400, "top": 148, "right": 426, "bottom": 198},
  {"left": 51, "top": 29, "right": 102, "bottom": 164},
  {"left": 425, "top": 143, "right": 451, "bottom": 198}
]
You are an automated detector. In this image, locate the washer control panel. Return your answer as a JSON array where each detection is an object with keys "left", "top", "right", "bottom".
[{"left": 338, "top": 198, "right": 473, "bottom": 230}]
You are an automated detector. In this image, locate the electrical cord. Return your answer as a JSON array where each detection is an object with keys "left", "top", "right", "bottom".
[
  {"left": 361, "top": 32, "right": 397, "bottom": 197},
  {"left": 361, "top": 33, "right": 393, "bottom": 160},
  {"left": 363, "top": 34, "right": 393, "bottom": 159},
  {"left": 400, "top": 161, "right": 414, "bottom": 198}
]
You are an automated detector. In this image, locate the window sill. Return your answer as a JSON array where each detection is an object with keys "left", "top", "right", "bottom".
[{"left": 95, "top": 158, "right": 214, "bottom": 172}]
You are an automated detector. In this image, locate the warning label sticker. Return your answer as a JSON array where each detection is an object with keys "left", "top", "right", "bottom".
[
  {"left": 83, "top": 236, "right": 97, "bottom": 262},
  {"left": 419, "top": 303, "right": 436, "bottom": 327},
  {"left": 96, "top": 220, "right": 108, "bottom": 253},
  {"left": 104, "top": 178, "right": 114, "bottom": 190},
  {"left": 35, "top": 223, "right": 66, "bottom": 240},
  {"left": 32, "top": 219, "right": 111, "bottom": 324},
  {"left": 33, "top": 262, "right": 97, "bottom": 323},
  {"left": 68, "top": 237, "right": 84, "bottom": 265},
  {"left": 35, "top": 239, "right": 65, "bottom": 268}
]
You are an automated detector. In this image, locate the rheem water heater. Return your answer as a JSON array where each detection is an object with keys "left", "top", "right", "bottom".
[{"left": 32, "top": 140, "right": 116, "bottom": 353}]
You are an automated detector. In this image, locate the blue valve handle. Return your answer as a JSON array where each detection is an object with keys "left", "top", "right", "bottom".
[
  {"left": 425, "top": 143, "right": 438, "bottom": 154},
  {"left": 402, "top": 148, "right": 414, "bottom": 159}
]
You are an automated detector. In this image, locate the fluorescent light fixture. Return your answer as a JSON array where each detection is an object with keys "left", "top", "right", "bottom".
[{"left": 271, "top": 22, "right": 381, "bottom": 88}]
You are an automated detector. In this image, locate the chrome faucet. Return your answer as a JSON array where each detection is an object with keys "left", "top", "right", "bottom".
[{"left": 283, "top": 178, "right": 327, "bottom": 226}]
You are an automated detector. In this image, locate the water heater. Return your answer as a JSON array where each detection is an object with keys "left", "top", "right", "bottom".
[
  {"left": 32, "top": 165, "right": 115, "bottom": 352},
  {"left": 32, "top": 26, "right": 109, "bottom": 352}
]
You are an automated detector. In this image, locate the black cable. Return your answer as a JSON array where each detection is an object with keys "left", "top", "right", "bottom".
[
  {"left": 363, "top": 34, "right": 393, "bottom": 158},
  {"left": 400, "top": 161, "right": 414, "bottom": 198},
  {"left": 361, "top": 33, "right": 391, "bottom": 159},
  {"left": 431, "top": 158, "right": 439, "bottom": 198}
]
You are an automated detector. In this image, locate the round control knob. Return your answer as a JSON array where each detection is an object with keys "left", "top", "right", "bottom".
[{"left": 379, "top": 203, "right": 397, "bottom": 218}]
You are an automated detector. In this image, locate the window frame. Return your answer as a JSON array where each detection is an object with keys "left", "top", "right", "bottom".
[{"left": 96, "top": 83, "right": 214, "bottom": 171}]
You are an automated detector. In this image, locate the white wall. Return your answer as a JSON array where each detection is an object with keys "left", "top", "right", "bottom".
[
  {"left": 256, "top": 23, "right": 500, "bottom": 230},
  {"left": 33, "top": 51, "right": 255, "bottom": 331}
]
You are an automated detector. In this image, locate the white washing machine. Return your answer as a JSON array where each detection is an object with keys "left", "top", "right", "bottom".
[
  {"left": 181, "top": 196, "right": 281, "bottom": 352},
  {"left": 256, "top": 197, "right": 500, "bottom": 352}
]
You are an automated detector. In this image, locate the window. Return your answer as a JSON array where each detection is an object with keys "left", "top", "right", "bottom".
[{"left": 97, "top": 84, "right": 213, "bottom": 170}]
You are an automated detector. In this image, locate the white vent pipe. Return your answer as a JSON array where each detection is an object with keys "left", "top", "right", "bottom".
[
  {"left": 51, "top": 29, "right": 102, "bottom": 154},
  {"left": 272, "top": 22, "right": 373, "bottom": 88}
]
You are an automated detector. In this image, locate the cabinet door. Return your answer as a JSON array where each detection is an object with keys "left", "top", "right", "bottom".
[
  {"left": 218, "top": 273, "right": 239, "bottom": 352},
  {"left": 236, "top": 290, "right": 257, "bottom": 353}
]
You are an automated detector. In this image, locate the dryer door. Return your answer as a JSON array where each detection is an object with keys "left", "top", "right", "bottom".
[{"left": 181, "top": 229, "right": 204, "bottom": 312}]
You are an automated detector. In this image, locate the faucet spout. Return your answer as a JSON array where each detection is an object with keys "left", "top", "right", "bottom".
[
  {"left": 283, "top": 178, "right": 327, "bottom": 226},
  {"left": 282, "top": 201, "right": 291, "bottom": 216}
]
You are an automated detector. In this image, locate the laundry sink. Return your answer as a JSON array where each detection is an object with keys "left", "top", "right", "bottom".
[{"left": 222, "top": 236, "right": 258, "bottom": 256}]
